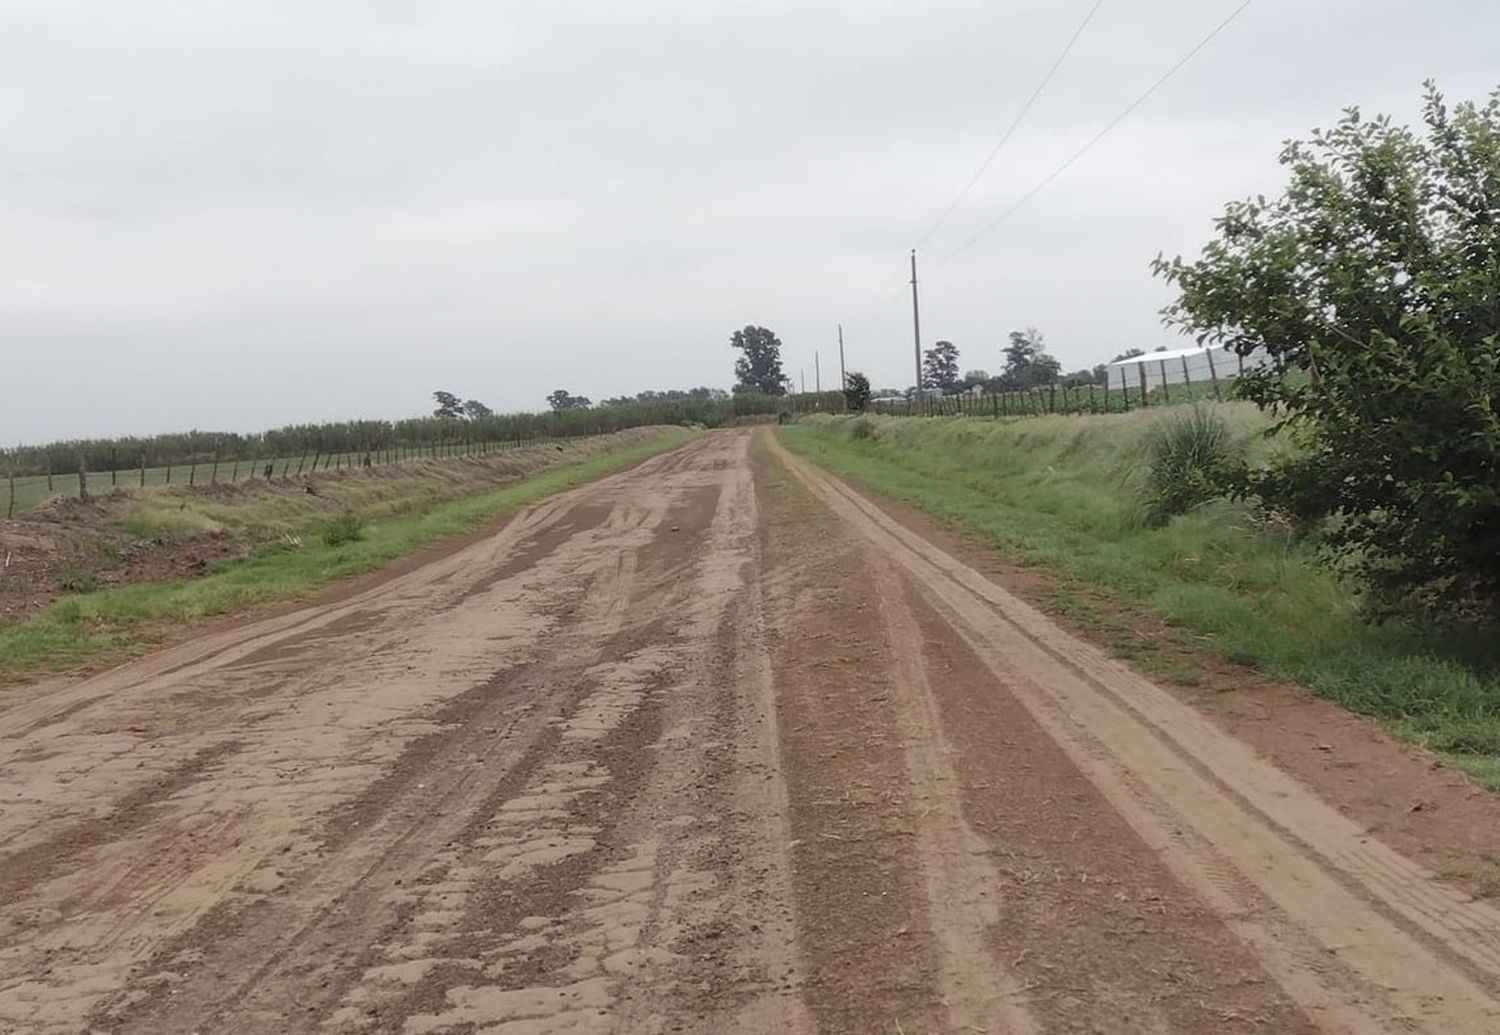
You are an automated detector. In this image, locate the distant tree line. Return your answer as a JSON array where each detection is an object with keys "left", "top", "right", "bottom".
[{"left": 0, "top": 390, "right": 789, "bottom": 478}]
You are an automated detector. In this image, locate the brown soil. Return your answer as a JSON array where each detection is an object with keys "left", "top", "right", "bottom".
[{"left": 1, "top": 428, "right": 1497, "bottom": 1034}]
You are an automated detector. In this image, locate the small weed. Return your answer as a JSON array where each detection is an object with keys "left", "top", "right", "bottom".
[
  {"left": 321, "top": 512, "right": 365, "bottom": 547},
  {"left": 57, "top": 568, "right": 99, "bottom": 594}
]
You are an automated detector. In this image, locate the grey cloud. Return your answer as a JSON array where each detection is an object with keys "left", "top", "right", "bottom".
[{"left": 3, "top": 0, "right": 1498, "bottom": 440}]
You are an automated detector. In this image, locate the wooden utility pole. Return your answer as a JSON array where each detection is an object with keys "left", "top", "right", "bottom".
[
  {"left": 910, "top": 249, "right": 924, "bottom": 415},
  {"left": 838, "top": 324, "right": 847, "bottom": 389},
  {"left": 815, "top": 351, "right": 821, "bottom": 394}
]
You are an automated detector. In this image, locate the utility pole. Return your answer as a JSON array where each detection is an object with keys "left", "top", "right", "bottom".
[
  {"left": 815, "top": 351, "right": 821, "bottom": 394},
  {"left": 838, "top": 324, "right": 847, "bottom": 389},
  {"left": 801, "top": 368, "right": 806, "bottom": 394},
  {"left": 910, "top": 249, "right": 924, "bottom": 415}
]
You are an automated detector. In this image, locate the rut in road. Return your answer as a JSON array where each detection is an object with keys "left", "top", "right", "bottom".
[{"left": 0, "top": 427, "right": 1496, "bottom": 1034}]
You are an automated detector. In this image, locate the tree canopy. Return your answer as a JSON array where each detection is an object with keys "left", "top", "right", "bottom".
[
  {"left": 997, "top": 328, "right": 1061, "bottom": 390},
  {"left": 546, "top": 389, "right": 591, "bottom": 411},
  {"left": 922, "top": 341, "right": 961, "bottom": 394},
  {"left": 843, "top": 371, "right": 873, "bottom": 412},
  {"left": 1154, "top": 83, "right": 1500, "bottom": 621},
  {"left": 731, "top": 325, "right": 786, "bottom": 396}
]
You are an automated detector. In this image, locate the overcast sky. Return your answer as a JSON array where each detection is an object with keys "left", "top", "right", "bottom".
[{"left": 3, "top": 1, "right": 1498, "bottom": 442}]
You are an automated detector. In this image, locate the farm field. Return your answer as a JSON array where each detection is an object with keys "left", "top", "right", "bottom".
[{"left": 2, "top": 428, "right": 1498, "bottom": 1034}]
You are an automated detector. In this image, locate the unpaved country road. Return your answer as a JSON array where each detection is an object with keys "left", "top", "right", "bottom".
[{"left": 2, "top": 429, "right": 1499, "bottom": 1035}]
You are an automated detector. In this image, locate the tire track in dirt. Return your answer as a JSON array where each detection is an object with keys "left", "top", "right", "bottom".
[{"left": 772, "top": 431, "right": 1500, "bottom": 1034}]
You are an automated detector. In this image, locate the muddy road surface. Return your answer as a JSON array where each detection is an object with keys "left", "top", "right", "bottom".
[{"left": 3, "top": 429, "right": 1498, "bottom": 1034}]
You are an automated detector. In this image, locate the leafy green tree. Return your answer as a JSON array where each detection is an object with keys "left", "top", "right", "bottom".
[
  {"left": 546, "top": 389, "right": 591, "bottom": 411},
  {"left": 1153, "top": 83, "right": 1500, "bottom": 621},
  {"left": 433, "top": 390, "right": 464, "bottom": 419},
  {"left": 922, "top": 340, "right": 961, "bottom": 393},
  {"left": 731, "top": 325, "right": 786, "bottom": 396},
  {"left": 998, "top": 328, "right": 1061, "bottom": 389},
  {"left": 462, "top": 399, "right": 494, "bottom": 419},
  {"left": 843, "top": 371, "right": 873, "bottom": 412}
]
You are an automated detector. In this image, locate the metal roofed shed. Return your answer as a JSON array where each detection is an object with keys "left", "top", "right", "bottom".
[{"left": 1106, "top": 343, "right": 1271, "bottom": 393}]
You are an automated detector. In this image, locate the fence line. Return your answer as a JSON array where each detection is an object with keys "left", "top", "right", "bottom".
[
  {"left": 869, "top": 364, "right": 1236, "bottom": 421},
  {"left": 1, "top": 432, "right": 562, "bottom": 519}
]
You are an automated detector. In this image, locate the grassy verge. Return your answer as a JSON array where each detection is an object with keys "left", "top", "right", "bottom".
[
  {"left": 781, "top": 412, "right": 1500, "bottom": 787},
  {"left": 1, "top": 430, "right": 697, "bottom": 682}
]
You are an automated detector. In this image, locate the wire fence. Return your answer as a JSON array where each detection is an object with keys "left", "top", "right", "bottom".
[
  {"left": 3, "top": 435, "right": 543, "bottom": 519},
  {"left": 872, "top": 345, "right": 1257, "bottom": 419}
]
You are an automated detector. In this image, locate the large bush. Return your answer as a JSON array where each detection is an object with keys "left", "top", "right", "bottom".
[{"left": 1154, "top": 84, "right": 1500, "bottom": 621}]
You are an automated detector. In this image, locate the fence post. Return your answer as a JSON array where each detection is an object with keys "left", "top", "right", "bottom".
[
  {"left": 1205, "top": 347, "right": 1222, "bottom": 400},
  {"left": 189, "top": 460, "right": 196, "bottom": 486},
  {"left": 1181, "top": 355, "right": 1193, "bottom": 398},
  {"left": 111, "top": 448, "right": 117, "bottom": 487},
  {"left": 7, "top": 466, "right": 14, "bottom": 519},
  {"left": 140, "top": 454, "right": 147, "bottom": 487},
  {"left": 78, "top": 457, "right": 89, "bottom": 503},
  {"left": 1089, "top": 384, "right": 1097, "bottom": 413},
  {"left": 47, "top": 465, "right": 54, "bottom": 493},
  {"left": 212, "top": 453, "right": 220, "bottom": 484},
  {"left": 1158, "top": 359, "right": 1171, "bottom": 404},
  {"left": 1137, "top": 363, "right": 1149, "bottom": 408},
  {"left": 165, "top": 461, "right": 172, "bottom": 485}
]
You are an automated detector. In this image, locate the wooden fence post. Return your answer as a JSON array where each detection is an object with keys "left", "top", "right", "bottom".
[
  {"left": 1158, "top": 359, "right": 1171, "bottom": 403},
  {"left": 7, "top": 467, "right": 14, "bottom": 519},
  {"left": 1205, "top": 347, "right": 1222, "bottom": 400},
  {"left": 77, "top": 457, "right": 89, "bottom": 503},
  {"left": 211, "top": 453, "right": 220, "bottom": 484},
  {"left": 140, "top": 454, "right": 147, "bottom": 487},
  {"left": 1180, "top": 355, "right": 1193, "bottom": 398},
  {"left": 165, "top": 461, "right": 172, "bottom": 485},
  {"left": 189, "top": 460, "right": 196, "bottom": 486},
  {"left": 111, "top": 448, "right": 117, "bottom": 487},
  {"left": 1137, "top": 363, "right": 1149, "bottom": 408}
]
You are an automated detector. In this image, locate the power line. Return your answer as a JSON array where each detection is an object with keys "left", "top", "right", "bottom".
[
  {"left": 914, "top": 0, "right": 1104, "bottom": 251},
  {"left": 934, "top": 0, "right": 1254, "bottom": 269}
]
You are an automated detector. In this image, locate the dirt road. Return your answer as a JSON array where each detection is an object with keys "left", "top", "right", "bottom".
[{"left": 3, "top": 429, "right": 1498, "bottom": 1034}]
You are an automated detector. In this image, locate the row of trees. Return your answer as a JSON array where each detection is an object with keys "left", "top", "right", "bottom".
[{"left": 918, "top": 332, "right": 1158, "bottom": 396}]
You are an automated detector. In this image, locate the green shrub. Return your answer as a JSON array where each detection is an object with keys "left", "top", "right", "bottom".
[
  {"left": 850, "top": 417, "right": 876, "bottom": 440},
  {"left": 320, "top": 512, "right": 365, "bottom": 547},
  {"left": 1141, "top": 407, "right": 1239, "bottom": 526},
  {"left": 1156, "top": 84, "right": 1500, "bottom": 622}
]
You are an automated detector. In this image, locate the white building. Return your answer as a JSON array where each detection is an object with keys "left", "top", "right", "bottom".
[{"left": 1105, "top": 343, "right": 1271, "bottom": 392}]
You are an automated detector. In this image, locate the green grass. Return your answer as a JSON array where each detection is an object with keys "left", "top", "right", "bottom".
[
  {"left": 0, "top": 430, "right": 696, "bottom": 681},
  {"left": 782, "top": 412, "right": 1500, "bottom": 788}
]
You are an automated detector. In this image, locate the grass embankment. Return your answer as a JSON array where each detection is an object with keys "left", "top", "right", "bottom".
[
  {"left": 0, "top": 429, "right": 697, "bottom": 682},
  {"left": 781, "top": 412, "right": 1500, "bottom": 787}
]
